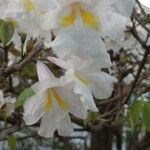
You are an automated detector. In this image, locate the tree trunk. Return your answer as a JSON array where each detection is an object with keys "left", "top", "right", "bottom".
[{"left": 90, "top": 125, "right": 113, "bottom": 150}]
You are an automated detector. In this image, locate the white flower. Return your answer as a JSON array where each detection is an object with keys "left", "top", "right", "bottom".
[
  {"left": 0, "top": 0, "right": 53, "bottom": 46},
  {"left": 23, "top": 61, "right": 87, "bottom": 138},
  {"left": 0, "top": 0, "right": 23, "bottom": 19},
  {"left": 104, "top": 37, "right": 123, "bottom": 52},
  {"left": 0, "top": 90, "right": 16, "bottom": 116},
  {"left": 44, "top": 0, "right": 135, "bottom": 42},
  {"left": 51, "top": 23, "right": 112, "bottom": 68},
  {"left": 48, "top": 56, "right": 117, "bottom": 112}
]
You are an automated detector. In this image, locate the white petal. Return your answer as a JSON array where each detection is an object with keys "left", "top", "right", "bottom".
[
  {"left": 32, "top": 69, "right": 72, "bottom": 95},
  {"left": 16, "top": 12, "right": 52, "bottom": 45},
  {"left": 78, "top": 56, "right": 111, "bottom": 74},
  {"left": 54, "top": 0, "right": 94, "bottom": 8},
  {"left": 41, "top": 8, "right": 61, "bottom": 31},
  {"left": 38, "top": 112, "right": 57, "bottom": 138},
  {"left": 48, "top": 56, "right": 73, "bottom": 70},
  {"left": 23, "top": 92, "right": 46, "bottom": 125},
  {"left": 31, "top": 78, "right": 60, "bottom": 94},
  {"left": 69, "top": 97, "right": 88, "bottom": 119},
  {"left": 0, "top": 0, "right": 24, "bottom": 19},
  {"left": 105, "top": 0, "right": 135, "bottom": 17},
  {"left": 38, "top": 109, "right": 66, "bottom": 138},
  {"left": 64, "top": 55, "right": 95, "bottom": 71},
  {"left": 58, "top": 114, "right": 73, "bottom": 136},
  {"left": 55, "top": 85, "right": 88, "bottom": 119},
  {"left": 101, "top": 12, "right": 129, "bottom": 42},
  {"left": 105, "top": 37, "right": 122, "bottom": 52},
  {"left": 51, "top": 23, "right": 111, "bottom": 68},
  {"left": 54, "top": 0, "right": 80, "bottom": 8},
  {"left": 32, "top": 72, "right": 70, "bottom": 94},
  {"left": 86, "top": 71, "right": 117, "bottom": 99},
  {"left": 96, "top": 0, "right": 135, "bottom": 42},
  {"left": 36, "top": 61, "right": 55, "bottom": 81},
  {"left": 73, "top": 79, "right": 98, "bottom": 112},
  {"left": 32, "top": 0, "right": 57, "bottom": 13}
]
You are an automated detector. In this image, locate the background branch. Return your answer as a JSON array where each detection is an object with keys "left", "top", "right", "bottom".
[{"left": 0, "top": 41, "right": 44, "bottom": 86}]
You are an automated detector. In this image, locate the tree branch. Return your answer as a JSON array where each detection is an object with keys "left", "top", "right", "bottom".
[
  {"left": 126, "top": 48, "right": 149, "bottom": 102},
  {"left": 0, "top": 125, "right": 21, "bottom": 141},
  {"left": 0, "top": 41, "right": 44, "bottom": 86}
]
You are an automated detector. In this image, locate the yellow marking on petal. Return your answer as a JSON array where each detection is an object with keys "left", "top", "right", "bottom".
[
  {"left": 44, "top": 89, "right": 53, "bottom": 112},
  {"left": 6, "top": 18, "right": 19, "bottom": 28},
  {"left": 79, "top": 6, "right": 99, "bottom": 30},
  {"left": 75, "top": 74, "right": 89, "bottom": 86},
  {"left": 23, "top": 0, "right": 34, "bottom": 12},
  {"left": 52, "top": 88, "right": 69, "bottom": 111},
  {"left": 61, "top": 3, "right": 77, "bottom": 27}
]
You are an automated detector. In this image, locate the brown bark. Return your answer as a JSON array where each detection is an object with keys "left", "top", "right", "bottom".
[{"left": 90, "top": 125, "right": 113, "bottom": 150}]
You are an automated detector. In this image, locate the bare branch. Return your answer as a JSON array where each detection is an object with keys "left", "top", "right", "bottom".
[
  {"left": 0, "top": 41, "right": 44, "bottom": 86},
  {"left": 0, "top": 125, "right": 21, "bottom": 141}
]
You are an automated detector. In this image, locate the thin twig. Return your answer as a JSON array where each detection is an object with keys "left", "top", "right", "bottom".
[
  {"left": 0, "top": 41, "right": 44, "bottom": 85},
  {"left": 0, "top": 125, "right": 21, "bottom": 141}
]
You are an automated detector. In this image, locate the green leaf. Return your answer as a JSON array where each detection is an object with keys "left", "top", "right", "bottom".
[
  {"left": 7, "top": 135, "right": 17, "bottom": 150},
  {"left": 0, "top": 19, "right": 14, "bottom": 46},
  {"left": 15, "top": 88, "right": 35, "bottom": 108},
  {"left": 129, "top": 100, "right": 142, "bottom": 131},
  {"left": 86, "top": 111, "right": 97, "bottom": 124},
  {"left": 142, "top": 102, "right": 150, "bottom": 132},
  {"left": 21, "top": 63, "right": 36, "bottom": 77}
]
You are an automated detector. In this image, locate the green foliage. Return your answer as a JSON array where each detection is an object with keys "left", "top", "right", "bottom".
[
  {"left": 142, "top": 102, "right": 150, "bottom": 132},
  {"left": 21, "top": 62, "right": 37, "bottom": 77},
  {"left": 0, "top": 19, "right": 14, "bottom": 46},
  {"left": 7, "top": 135, "right": 17, "bottom": 150},
  {"left": 129, "top": 98, "right": 150, "bottom": 133},
  {"left": 129, "top": 100, "right": 142, "bottom": 131},
  {"left": 85, "top": 111, "right": 97, "bottom": 125},
  {"left": 15, "top": 88, "right": 35, "bottom": 108}
]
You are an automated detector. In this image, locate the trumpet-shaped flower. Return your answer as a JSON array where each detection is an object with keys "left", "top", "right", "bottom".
[
  {"left": 23, "top": 61, "right": 87, "bottom": 137},
  {"left": 48, "top": 56, "right": 117, "bottom": 112},
  {"left": 0, "top": 90, "right": 16, "bottom": 116},
  {"left": 44, "top": 0, "right": 135, "bottom": 42},
  {"left": 0, "top": 0, "right": 54, "bottom": 46},
  {"left": 51, "top": 23, "right": 112, "bottom": 68}
]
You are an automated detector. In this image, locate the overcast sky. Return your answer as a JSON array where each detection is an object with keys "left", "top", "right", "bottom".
[{"left": 139, "top": 0, "right": 150, "bottom": 8}]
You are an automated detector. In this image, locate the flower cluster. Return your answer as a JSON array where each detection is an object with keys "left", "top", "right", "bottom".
[{"left": 0, "top": 0, "right": 135, "bottom": 137}]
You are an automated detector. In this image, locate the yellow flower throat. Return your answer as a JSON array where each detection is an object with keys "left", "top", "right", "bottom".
[
  {"left": 23, "top": 0, "right": 34, "bottom": 12},
  {"left": 61, "top": 2, "right": 99, "bottom": 29},
  {"left": 23, "top": 1, "right": 99, "bottom": 29},
  {"left": 44, "top": 88, "right": 69, "bottom": 112}
]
